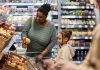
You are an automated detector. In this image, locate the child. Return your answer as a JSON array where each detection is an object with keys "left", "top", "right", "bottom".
[
  {"left": 43, "top": 30, "right": 75, "bottom": 70},
  {"left": 60, "top": 24, "right": 100, "bottom": 70}
]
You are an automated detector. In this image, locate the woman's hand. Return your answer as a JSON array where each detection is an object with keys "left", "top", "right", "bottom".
[
  {"left": 36, "top": 54, "right": 43, "bottom": 60},
  {"left": 22, "top": 37, "right": 30, "bottom": 48},
  {"left": 22, "top": 37, "right": 30, "bottom": 44}
]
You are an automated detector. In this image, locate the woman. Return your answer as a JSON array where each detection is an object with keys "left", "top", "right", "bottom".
[{"left": 22, "top": 3, "right": 57, "bottom": 59}]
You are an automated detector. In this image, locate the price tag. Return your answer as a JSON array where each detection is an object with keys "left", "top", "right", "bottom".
[
  {"left": 90, "top": 25, "right": 94, "bottom": 28},
  {"left": 92, "top": 16, "right": 95, "bottom": 18},
  {"left": 85, "top": 37, "right": 88, "bottom": 39},
  {"left": 86, "top": 6, "right": 89, "bottom": 9},
  {"left": 81, "top": 6, "right": 85, "bottom": 9},
  {"left": 79, "top": 25, "right": 82, "bottom": 28},
  {"left": 79, "top": 16, "right": 82, "bottom": 18},
  {"left": 84, "top": 25, "right": 88, "bottom": 28},
  {"left": 90, "top": 37, "right": 92, "bottom": 39},
  {"left": 81, "top": 47, "right": 84, "bottom": 49},
  {"left": 91, "top": 6, "right": 94, "bottom": 9},
  {"left": 88, "top": 16, "right": 91, "bottom": 18},
  {"left": 54, "top": 24, "right": 58, "bottom": 26},
  {"left": 72, "top": 37, "right": 76, "bottom": 39},
  {"left": 61, "top": 25, "right": 65, "bottom": 28}
]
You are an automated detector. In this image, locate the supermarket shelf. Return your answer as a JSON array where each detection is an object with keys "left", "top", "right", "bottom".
[
  {"left": 73, "top": 47, "right": 90, "bottom": 49},
  {"left": 61, "top": 24, "right": 95, "bottom": 28},
  {"left": 62, "top": 6, "right": 94, "bottom": 9},
  {"left": 3, "top": 3, "right": 57, "bottom": 6},
  {"left": 62, "top": 15, "right": 96, "bottom": 19},
  {"left": 2, "top": 35, "right": 16, "bottom": 53},
  {"left": 9, "top": 13, "right": 33, "bottom": 16},
  {"left": 71, "top": 36, "right": 92, "bottom": 39}
]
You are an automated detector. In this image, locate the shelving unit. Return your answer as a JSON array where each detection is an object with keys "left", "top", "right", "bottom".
[
  {"left": 60, "top": 0, "right": 96, "bottom": 63},
  {"left": 0, "top": 0, "right": 97, "bottom": 65}
]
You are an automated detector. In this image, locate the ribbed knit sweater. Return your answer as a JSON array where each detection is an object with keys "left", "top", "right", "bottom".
[{"left": 22, "top": 17, "right": 57, "bottom": 57}]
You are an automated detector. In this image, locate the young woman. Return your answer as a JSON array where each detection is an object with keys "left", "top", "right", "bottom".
[
  {"left": 43, "top": 30, "right": 75, "bottom": 70},
  {"left": 22, "top": 3, "right": 56, "bottom": 59}
]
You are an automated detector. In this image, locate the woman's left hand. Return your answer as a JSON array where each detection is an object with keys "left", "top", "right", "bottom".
[
  {"left": 35, "top": 54, "right": 43, "bottom": 62},
  {"left": 37, "top": 54, "right": 43, "bottom": 59}
]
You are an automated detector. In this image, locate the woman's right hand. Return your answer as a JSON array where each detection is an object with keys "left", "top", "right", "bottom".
[{"left": 22, "top": 37, "right": 30, "bottom": 48}]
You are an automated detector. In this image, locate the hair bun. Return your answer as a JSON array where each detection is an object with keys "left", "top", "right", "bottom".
[{"left": 41, "top": 3, "right": 51, "bottom": 12}]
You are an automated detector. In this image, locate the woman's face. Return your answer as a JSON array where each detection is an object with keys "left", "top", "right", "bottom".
[
  {"left": 57, "top": 32, "right": 63, "bottom": 45},
  {"left": 35, "top": 11, "right": 46, "bottom": 24}
]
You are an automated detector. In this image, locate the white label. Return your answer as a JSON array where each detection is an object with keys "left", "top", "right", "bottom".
[
  {"left": 85, "top": 37, "right": 88, "bottom": 39},
  {"left": 79, "top": 25, "right": 82, "bottom": 28},
  {"left": 73, "top": 37, "right": 76, "bottom": 39},
  {"left": 84, "top": 25, "right": 88, "bottom": 28},
  {"left": 61, "top": 25, "right": 65, "bottom": 28},
  {"left": 88, "top": 16, "right": 91, "bottom": 18},
  {"left": 79, "top": 16, "right": 82, "bottom": 18},
  {"left": 54, "top": 24, "right": 58, "bottom": 26}
]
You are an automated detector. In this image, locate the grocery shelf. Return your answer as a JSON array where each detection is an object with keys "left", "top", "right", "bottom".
[
  {"left": 9, "top": 13, "right": 33, "bottom": 16},
  {"left": 71, "top": 36, "right": 92, "bottom": 39},
  {"left": 3, "top": 3, "right": 57, "bottom": 6},
  {"left": 61, "top": 15, "right": 96, "bottom": 19},
  {"left": 61, "top": 24, "right": 95, "bottom": 28},
  {"left": 73, "top": 47, "right": 90, "bottom": 49},
  {"left": 62, "top": 6, "right": 94, "bottom": 9}
]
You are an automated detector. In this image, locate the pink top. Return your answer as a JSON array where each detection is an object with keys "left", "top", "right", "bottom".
[{"left": 55, "top": 44, "right": 75, "bottom": 62}]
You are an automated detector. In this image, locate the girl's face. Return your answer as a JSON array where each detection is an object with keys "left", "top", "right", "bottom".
[
  {"left": 57, "top": 32, "right": 68, "bottom": 46},
  {"left": 57, "top": 32, "right": 63, "bottom": 45}
]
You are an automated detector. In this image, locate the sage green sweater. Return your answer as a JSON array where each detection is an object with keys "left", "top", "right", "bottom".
[{"left": 22, "top": 17, "right": 57, "bottom": 57}]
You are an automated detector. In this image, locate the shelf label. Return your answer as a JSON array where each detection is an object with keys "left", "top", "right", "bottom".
[
  {"left": 86, "top": 6, "right": 89, "bottom": 9},
  {"left": 90, "top": 25, "right": 94, "bottom": 28},
  {"left": 92, "top": 16, "right": 96, "bottom": 18},
  {"left": 84, "top": 25, "right": 88, "bottom": 28},
  {"left": 54, "top": 24, "right": 58, "bottom": 26},
  {"left": 72, "top": 37, "right": 76, "bottom": 39},
  {"left": 85, "top": 37, "right": 88, "bottom": 39},
  {"left": 88, "top": 16, "right": 91, "bottom": 18},
  {"left": 91, "top": 6, "right": 94, "bottom": 9},
  {"left": 79, "top": 25, "right": 82, "bottom": 28},
  {"left": 79, "top": 16, "right": 82, "bottom": 18},
  {"left": 61, "top": 25, "right": 65, "bottom": 28},
  {"left": 81, "top": 6, "right": 85, "bottom": 9},
  {"left": 90, "top": 37, "right": 92, "bottom": 39}
]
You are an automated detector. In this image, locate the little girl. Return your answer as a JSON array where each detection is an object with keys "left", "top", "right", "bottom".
[{"left": 43, "top": 30, "right": 75, "bottom": 70}]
